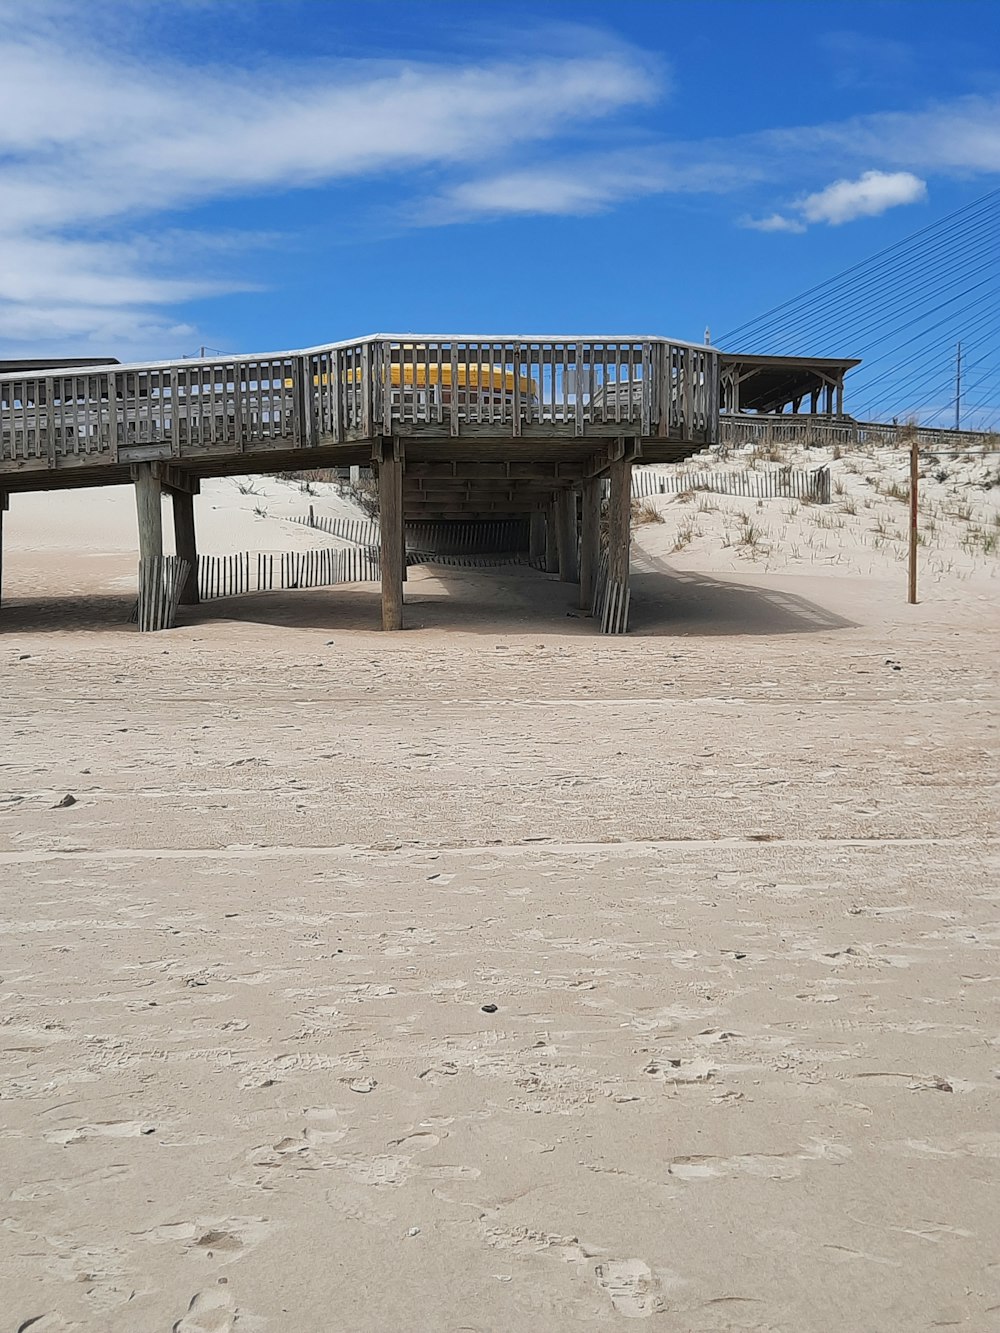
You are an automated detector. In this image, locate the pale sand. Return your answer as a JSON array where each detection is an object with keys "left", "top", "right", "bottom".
[{"left": 1, "top": 457, "right": 998, "bottom": 1330}]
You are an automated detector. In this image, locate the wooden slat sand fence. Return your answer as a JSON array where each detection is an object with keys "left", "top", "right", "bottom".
[
  {"left": 590, "top": 551, "right": 629, "bottom": 635},
  {"left": 193, "top": 546, "right": 382, "bottom": 603},
  {"left": 291, "top": 513, "right": 381, "bottom": 547},
  {"left": 193, "top": 543, "right": 529, "bottom": 605},
  {"left": 600, "top": 578, "right": 630, "bottom": 635},
  {"left": 134, "top": 556, "right": 189, "bottom": 631},
  {"left": 629, "top": 466, "right": 831, "bottom": 503},
  {"left": 406, "top": 551, "right": 528, "bottom": 569},
  {"left": 405, "top": 519, "right": 527, "bottom": 556},
  {"left": 198, "top": 552, "right": 252, "bottom": 600},
  {"left": 291, "top": 513, "right": 529, "bottom": 556}
]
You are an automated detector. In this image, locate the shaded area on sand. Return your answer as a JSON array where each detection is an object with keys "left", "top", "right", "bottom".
[{"left": 0, "top": 559, "right": 852, "bottom": 638}]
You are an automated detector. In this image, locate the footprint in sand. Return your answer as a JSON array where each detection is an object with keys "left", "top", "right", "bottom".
[
  {"left": 45, "top": 1120, "right": 156, "bottom": 1145},
  {"left": 172, "top": 1287, "right": 235, "bottom": 1333},
  {"left": 594, "top": 1259, "right": 665, "bottom": 1318},
  {"left": 140, "top": 1217, "right": 274, "bottom": 1257},
  {"left": 16, "top": 1318, "right": 81, "bottom": 1332},
  {"left": 668, "top": 1140, "right": 849, "bottom": 1182},
  {"left": 668, "top": 1153, "right": 801, "bottom": 1182}
]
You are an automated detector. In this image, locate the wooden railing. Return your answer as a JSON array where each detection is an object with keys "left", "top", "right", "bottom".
[
  {"left": 0, "top": 335, "right": 718, "bottom": 470},
  {"left": 719, "top": 414, "right": 999, "bottom": 452}
]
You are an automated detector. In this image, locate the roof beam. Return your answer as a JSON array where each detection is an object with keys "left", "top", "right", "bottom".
[
  {"left": 144, "top": 462, "right": 200, "bottom": 494},
  {"left": 404, "top": 461, "right": 585, "bottom": 482}
]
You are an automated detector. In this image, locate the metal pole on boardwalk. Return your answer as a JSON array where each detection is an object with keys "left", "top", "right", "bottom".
[{"left": 908, "top": 434, "right": 919, "bottom": 605}]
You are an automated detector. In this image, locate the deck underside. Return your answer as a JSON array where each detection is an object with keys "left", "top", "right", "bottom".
[{"left": 0, "top": 429, "right": 707, "bottom": 506}]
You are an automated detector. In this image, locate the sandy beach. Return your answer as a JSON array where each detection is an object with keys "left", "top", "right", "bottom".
[{"left": 1, "top": 453, "right": 998, "bottom": 1331}]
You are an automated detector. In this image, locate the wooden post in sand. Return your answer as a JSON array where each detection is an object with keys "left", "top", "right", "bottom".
[
  {"left": 132, "top": 464, "right": 163, "bottom": 564},
  {"left": 579, "top": 477, "right": 601, "bottom": 611},
  {"left": 529, "top": 511, "right": 546, "bottom": 565},
  {"left": 603, "top": 452, "right": 633, "bottom": 634},
  {"left": 132, "top": 463, "right": 166, "bottom": 633},
  {"left": 908, "top": 434, "right": 919, "bottom": 605},
  {"left": 544, "top": 499, "right": 559, "bottom": 574},
  {"left": 0, "top": 491, "right": 7, "bottom": 608},
  {"left": 171, "top": 489, "right": 200, "bottom": 604},
  {"left": 556, "top": 489, "right": 579, "bottom": 583},
  {"left": 377, "top": 438, "right": 404, "bottom": 630}
]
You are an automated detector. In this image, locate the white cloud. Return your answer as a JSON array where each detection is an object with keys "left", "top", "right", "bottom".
[
  {"left": 0, "top": 1, "right": 995, "bottom": 355},
  {"left": 739, "top": 169, "right": 928, "bottom": 237},
  {"left": 0, "top": 8, "right": 658, "bottom": 353},
  {"left": 418, "top": 153, "right": 751, "bottom": 223},
  {"left": 739, "top": 212, "right": 807, "bottom": 234},
  {"left": 797, "top": 170, "right": 927, "bottom": 225},
  {"left": 0, "top": 50, "right": 658, "bottom": 232},
  {"left": 788, "top": 96, "right": 1000, "bottom": 176}
]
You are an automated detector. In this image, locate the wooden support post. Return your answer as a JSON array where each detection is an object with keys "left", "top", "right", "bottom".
[
  {"left": 607, "top": 457, "right": 632, "bottom": 584},
  {"left": 377, "top": 439, "right": 404, "bottom": 630},
  {"left": 544, "top": 499, "right": 559, "bottom": 574},
  {"left": 908, "top": 435, "right": 919, "bottom": 605},
  {"left": 529, "top": 511, "right": 546, "bottom": 564},
  {"left": 171, "top": 489, "right": 200, "bottom": 605},
  {"left": 0, "top": 491, "right": 7, "bottom": 609},
  {"left": 603, "top": 453, "right": 633, "bottom": 633},
  {"left": 133, "top": 463, "right": 163, "bottom": 563},
  {"left": 556, "top": 489, "right": 579, "bottom": 583},
  {"left": 579, "top": 477, "right": 601, "bottom": 611}
]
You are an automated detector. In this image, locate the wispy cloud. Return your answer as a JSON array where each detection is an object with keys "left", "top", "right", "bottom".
[
  {"left": 0, "top": 5, "right": 658, "bottom": 353},
  {"left": 416, "top": 152, "right": 753, "bottom": 224},
  {"left": 739, "top": 212, "right": 807, "bottom": 235},
  {"left": 0, "top": 1, "right": 997, "bottom": 357}
]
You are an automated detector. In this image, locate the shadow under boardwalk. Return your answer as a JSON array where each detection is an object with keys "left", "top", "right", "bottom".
[
  {"left": 0, "top": 556, "right": 854, "bottom": 640},
  {"left": 629, "top": 550, "right": 855, "bottom": 637}
]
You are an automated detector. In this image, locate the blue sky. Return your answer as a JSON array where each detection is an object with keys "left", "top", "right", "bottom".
[{"left": 1, "top": 0, "right": 998, "bottom": 421}]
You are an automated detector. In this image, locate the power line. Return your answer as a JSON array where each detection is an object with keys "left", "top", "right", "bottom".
[
  {"left": 788, "top": 254, "right": 998, "bottom": 358},
  {"left": 719, "top": 186, "right": 1000, "bottom": 348},
  {"left": 717, "top": 185, "right": 1000, "bottom": 423},
  {"left": 851, "top": 309, "right": 1000, "bottom": 414},
  {"left": 899, "top": 339, "right": 1000, "bottom": 421},
  {"left": 932, "top": 359, "right": 1000, "bottom": 426},
  {"left": 752, "top": 216, "right": 1000, "bottom": 357}
]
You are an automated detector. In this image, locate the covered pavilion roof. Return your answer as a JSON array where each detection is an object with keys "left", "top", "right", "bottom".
[{"left": 720, "top": 352, "right": 860, "bottom": 414}]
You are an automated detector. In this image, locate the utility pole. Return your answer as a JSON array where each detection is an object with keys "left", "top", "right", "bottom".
[{"left": 955, "top": 342, "right": 962, "bottom": 432}]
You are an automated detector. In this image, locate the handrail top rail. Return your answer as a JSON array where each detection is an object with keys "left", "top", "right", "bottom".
[{"left": 0, "top": 332, "right": 714, "bottom": 384}]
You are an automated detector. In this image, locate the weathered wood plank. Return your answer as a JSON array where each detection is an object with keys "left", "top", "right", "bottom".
[{"left": 377, "top": 440, "right": 404, "bottom": 631}]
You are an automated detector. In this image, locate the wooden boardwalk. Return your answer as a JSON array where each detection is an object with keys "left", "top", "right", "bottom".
[{"left": 0, "top": 335, "right": 718, "bottom": 634}]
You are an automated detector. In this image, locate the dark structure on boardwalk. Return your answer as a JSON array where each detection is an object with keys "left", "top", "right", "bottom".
[{"left": 0, "top": 336, "right": 876, "bottom": 633}]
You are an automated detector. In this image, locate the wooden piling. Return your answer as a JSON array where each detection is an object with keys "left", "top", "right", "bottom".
[
  {"left": 544, "top": 499, "right": 559, "bottom": 574},
  {"left": 171, "top": 489, "right": 200, "bottom": 604},
  {"left": 0, "top": 491, "right": 7, "bottom": 608},
  {"left": 556, "top": 489, "right": 579, "bottom": 583},
  {"left": 378, "top": 440, "right": 404, "bottom": 630},
  {"left": 529, "top": 511, "right": 545, "bottom": 564},
  {"left": 602, "top": 454, "right": 632, "bottom": 634},
  {"left": 132, "top": 463, "right": 163, "bottom": 564},
  {"left": 579, "top": 477, "right": 601, "bottom": 611}
]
